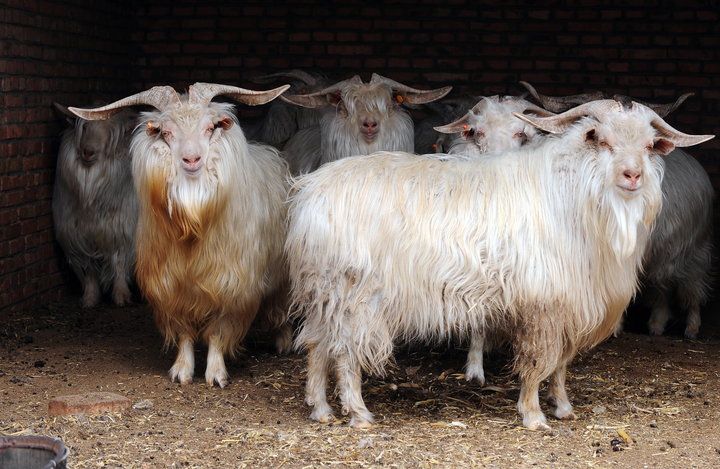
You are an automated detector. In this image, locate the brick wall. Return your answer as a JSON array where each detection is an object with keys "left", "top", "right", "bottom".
[
  {"left": 0, "top": 0, "right": 135, "bottom": 311},
  {"left": 1, "top": 0, "right": 719, "bottom": 311}
]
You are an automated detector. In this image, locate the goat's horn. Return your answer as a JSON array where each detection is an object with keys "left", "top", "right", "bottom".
[
  {"left": 251, "top": 69, "right": 321, "bottom": 87},
  {"left": 644, "top": 105, "right": 714, "bottom": 147},
  {"left": 513, "top": 99, "right": 623, "bottom": 134},
  {"left": 370, "top": 73, "right": 452, "bottom": 105},
  {"left": 618, "top": 92, "right": 693, "bottom": 118},
  {"left": 519, "top": 81, "right": 604, "bottom": 113},
  {"left": 68, "top": 86, "right": 181, "bottom": 120},
  {"left": 280, "top": 75, "right": 362, "bottom": 109},
  {"left": 189, "top": 82, "right": 290, "bottom": 107},
  {"left": 521, "top": 102, "right": 557, "bottom": 118}
]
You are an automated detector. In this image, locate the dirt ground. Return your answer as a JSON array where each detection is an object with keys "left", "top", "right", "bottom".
[{"left": 1, "top": 298, "right": 719, "bottom": 468}]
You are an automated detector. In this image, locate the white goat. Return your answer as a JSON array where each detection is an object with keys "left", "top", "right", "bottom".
[
  {"left": 69, "top": 83, "right": 291, "bottom": 387},
  {"left": 52, "top": 103, "right": 138, "bottom": 308},
  {"left": 430, "top": 95, "right": 555, "bottom": 384},
  {"left": 522, "top": 82, "right": 713, "bottom": 338},
  {"left": 286, "top": 100, "right": 712, "bottom": 430},
  {"left": 281, "top": 74, "right": 451, "bottom": 174}
]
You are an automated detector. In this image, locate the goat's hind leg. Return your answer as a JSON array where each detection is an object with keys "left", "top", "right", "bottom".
[
  {"left": 336, "top": 352, "right": 373, "bottom": 428},
  {"left": 465, "top": 329, "right": 486, "bottom": 385},
  {"left": 547, "top": 361, "right": 576, "bottom": 420},
  {"left": 305, "top": 344, "right": 335, "bottom": 423}
]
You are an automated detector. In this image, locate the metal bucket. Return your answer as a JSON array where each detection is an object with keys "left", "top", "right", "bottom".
[{"left": 0, "top": 436, "right": 68, "bottom": 469}]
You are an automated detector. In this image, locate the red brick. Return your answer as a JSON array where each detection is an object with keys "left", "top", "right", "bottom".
[{"left": 48, "top": 393, "right": 132, "bottom": 416}]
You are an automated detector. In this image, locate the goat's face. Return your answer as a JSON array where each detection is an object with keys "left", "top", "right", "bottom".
[
  {"left": 75, "top": 120, "right": 114, "bottom": 166},
  {"left": 585, "top": 114, "right": 666, "bottom": 196},
  {"left": 339, "top": 83, "right": 399, "bottom": 144},
  {"left": 145, "top": 104, "right": 235, "bottom": 178},
  {"left": 435, "top": 96, "right": 554, "bottom": 155}
]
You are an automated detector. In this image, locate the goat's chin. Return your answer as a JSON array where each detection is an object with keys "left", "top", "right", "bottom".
[
  {"left": 182, "top": 167, "right": 203, "bottom": 177},
  {"left": 615, "top": 184, "right": 642, "bottom": 197},
  {"left": 361, "top": 132, "right": 379, "bottom": 144}
]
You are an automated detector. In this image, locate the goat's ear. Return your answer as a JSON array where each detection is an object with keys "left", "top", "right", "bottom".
[
  {"left": 145, "top": 121, "right": 160, "bottom": 136},
  {"left": 434, "top": 114, "right": 471, "bottom": 134},
  {"left": 653, "top": 138, "right": 675, "bottom": 156},
  {"left": 53, "top": 102, "right": 77, "bottom": 125},
  {"left": 584, "top": 128, "right": 598, "bottom": 143},
  {"left": 213, "top": 115, "right": 234, "bottom": 131}
]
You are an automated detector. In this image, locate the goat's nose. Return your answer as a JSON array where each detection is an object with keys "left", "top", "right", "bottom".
[
  {"left": 183, "top": 155, "right": 201, "bottom": 165},
  {"left": 623, "top": 168, "right": 641, "bottom": 183},
  {"left": 362, "top": 120, "right": 378, "bottom": 130},
  {"left": 82, "top": 149, "right": 95, "bottom": 159}
]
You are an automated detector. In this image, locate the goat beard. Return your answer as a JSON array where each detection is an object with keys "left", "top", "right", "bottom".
[
  {"left": 598, "top": 183, "right": 660, "bottom": 261},
  {"left": 146, "top": 168, "right": 228, "bottom": 242}
]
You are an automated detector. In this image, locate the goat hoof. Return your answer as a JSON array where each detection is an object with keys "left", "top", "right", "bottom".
[
  {"left": 310, "top": 406, "right": 335, "bottom": 423},
  {"left": 205, "top": 370, "right": 229, "bottom": 388},
  {"left": 554, "top": 407, "right": 577, "bottom": 420},
  {"left": 523, "top": 412, "right": 551, "bottom": 431},
  {"left": 349, "top": 415, "right": 374, "bottom": 429},
  {"left": 112, "top": 290, "right": 132, "bottom": 306},
  {"left": 169, "top": 366, "right": 193, "bottom": 386},
  {"left": 464, "top": 368, "right": 486, "bottom": 386},
  {"left": 274, "top": 325, "right": 293, "bottom": 355}
]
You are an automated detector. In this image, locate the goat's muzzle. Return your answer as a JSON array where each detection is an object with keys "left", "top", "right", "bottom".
[{"left": 182, "top": 155, "right": 203, "bottom": 174}]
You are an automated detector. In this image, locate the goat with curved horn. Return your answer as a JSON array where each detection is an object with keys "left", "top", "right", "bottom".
[
  {"left": 69, "top": 82, "right": 293, "bottom": 388},
  {"left": 281, "top": 74, "right": 454, "bottom": 174}
]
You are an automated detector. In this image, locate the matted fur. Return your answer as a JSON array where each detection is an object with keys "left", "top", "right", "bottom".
[
  {"left": 131, "top": 101, "right": 289, "bottom": 373},
  {"left": 283, "top": 82, "right": 414, "bottom": 174},
  {"left": 287, "top": 107, "right": 681, "bottom": 429},
  {"left": 52, "top": 110, "right": 138, "bottom": 307}
]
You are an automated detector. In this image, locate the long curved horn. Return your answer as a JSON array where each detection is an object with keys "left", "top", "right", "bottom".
[
  {"left": 513, "top": 99, "right": 623, "bottom": 134},
  {"left": 519, "top": 81, "right": 604, "bottom": 113},
  {"left": 188, "top": 82, "right": 290, "bottom": 107},
  {"left": 251, "top": 69, "right": 322, "bottom": 87},
  {"left": 519, "top": 101, "right": 556, "bottom": 117},
  {"left": 280, "top": 75, "right": 363, "bottom": 109},
  {"left": 434, "top": 114, "right": 472, "bottom": 134},
  {"left": 433, "top": 98, "right": 489, "bottom": 134},
  {"left": 370, "top": 73, "right": 452, "bottom": 104},
  {"left": 642, "top": 103, "right": 714, "bottom": 147},
  {"left": 614, "top": 92, "right": 693, "bottom": 118},
  {"left": 68, "top": 86, "right": 181, "bottom": 120}
]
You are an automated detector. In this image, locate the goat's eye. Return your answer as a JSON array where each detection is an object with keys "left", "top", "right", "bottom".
[
  {"left": 599, "top": 141, "right": 613, "bottom": 151},
  {"left": 514, "top": 131, "right": 527, "bottom": 143},
  {"left": 205, "top": 126, "right": 214, "bottom": 135},
  {"left": 462, "top": 128, "right": 475, "bottom": 139},
  {"left": 161, "top": 130, "right": 172, "bottom": 140}
]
